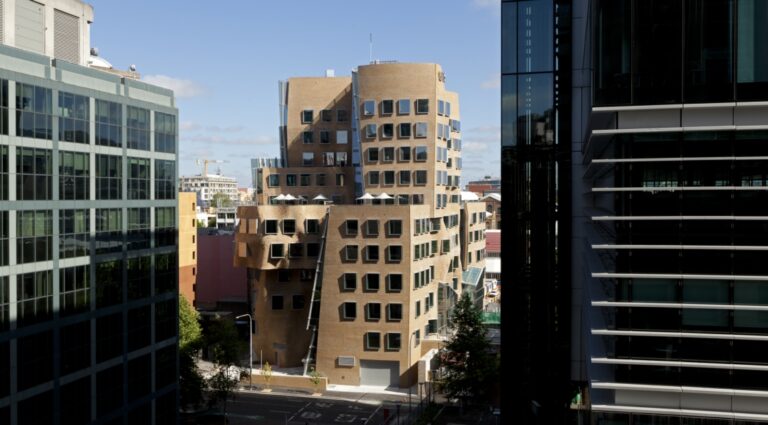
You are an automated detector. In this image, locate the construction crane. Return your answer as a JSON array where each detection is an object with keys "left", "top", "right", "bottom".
[{"left": 196, "top": 159, "right": 228, "bottom": 176}]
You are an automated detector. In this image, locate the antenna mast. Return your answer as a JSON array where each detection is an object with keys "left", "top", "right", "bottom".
[{"left": 369, "top": 33, "right": 373, "bottom": 63}]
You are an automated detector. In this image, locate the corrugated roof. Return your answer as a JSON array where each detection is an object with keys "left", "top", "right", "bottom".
[
  {"left": 486, "top": 230, "right": 500, "bottom": 254},
  {"left": 462, "top": 267, "right": 484, "bottom": 287}
]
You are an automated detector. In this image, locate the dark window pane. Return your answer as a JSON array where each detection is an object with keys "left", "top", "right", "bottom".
[
  {"left": 684, "top": 0, "right": 734, "bottom": 102},
  {"left": 517, "top": 0, "right": 553, "bottom": 73},
  {"left": 595, "top": 0, "right": 632, "bottom": 105},
  {"left": 737, "top": 0, "right": 768, "bottom": 100},
  {"left": 633, "top": 0, "right": 683, "bottom": 104}
]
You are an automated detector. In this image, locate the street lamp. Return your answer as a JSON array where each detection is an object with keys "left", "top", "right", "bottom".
[
  {"left": 407, "top": 331, "right": 417, "bottom": 417},
  {"left": 235, "top": 313, "right": 253, "bottom": 390}
]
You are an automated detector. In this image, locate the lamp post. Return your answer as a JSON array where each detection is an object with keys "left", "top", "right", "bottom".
[
  {"left": 407, "top": 331, "right": 416, "bottom": 417},
  {"left": 235, "top": 314, "right": 253, "bottom": 389}
]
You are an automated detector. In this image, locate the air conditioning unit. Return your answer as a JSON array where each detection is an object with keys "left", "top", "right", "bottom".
[{"left": 337, "top": 356, "right": 355, "bottom": 367}]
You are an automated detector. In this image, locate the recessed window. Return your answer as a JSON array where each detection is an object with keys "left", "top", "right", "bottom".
[
  {"left": 366, "top": 303, "right": 381, "bottom": 321},
  {"left": 320, "top": 130, "right": 330, "bottom": 144},
  {"left": 415, "top": 170, "right": 428, "bottom": 185},
  {"left": 301, "top": 110, "right": 313, "bottom": 123},
  {"left": 368, "top": 148, "right": 379, "bottom": 162},
  {"left": 368, "top": 171, "right": 380, "bottom": 185},
  {"left": 382, "top": 147, "right": 394, "bottom": 162},
  {"left": 387, "top": 303, "right": 403, "bottom": 321},
  {"left": 345, "top": 220, "right": 358, "bottom": 236},
  {"left": 399, "top": 170, "right": 411, "bottom": 185},
  {"left": 414, "top": 146, "right": 428, "bottom": 161},
  {"left": 300, "top": 174, "right": 311, "bottom": 186},
  {"left": 386, "top": 333, "right": 401, "bottom": 351},
  {"left": 344, "top": 245, "right": 358, "bottom": 262},
  {"left": 438, "top": 100, "right": 445, "bottom": 116},
  {"left": 363, "top": 100, "right": 375, "bottom": 116},
  {"left": 336, "top": 174, "right": 345, "bottom": 186},
  {"left": 300, "top": 269, "right": 314, "bottom": 281},
  {"left": 414, "top": 330, "right": 421, "bottom": 346},
  {"left": 305, "top": 219, "right": 320, "bottom": 234},
  {"left": 270, "top": 244, "right": 285, "bottom": 259},
  {"left": 316, "top": 174, "right": 326, "bottom": 186},
  {"left": 265, "top": 220, "right": 278, "bottom": 234},
  {"left": 303, "top": 131, "right": 313, "bottom": 144},
  {"left": 302, "top": 152, "right": 314, "bottom": 166},
  {"left": 366, "top": 220, "right": 379, "bottom": 236},
  {"left": 272, "top": 295, "right": 284, "bottom": 310},
  {"left": 397, "top": 99, "right": 410, "bottom": 115},
  {"left": 342, "top": 302, "right": 357, "bottom": 320},
  {"left": 283, "top": 220, "right": 296, "bottom": 234},
  {"left": 387, "top": 245, "right": 403, "bottom": 262},
  {"left": 289, "top": 243, "right": 303, "bottom": 257},
  {"left": 365, "top": 245, "right": 379, "bottom": 262},
  {"left": 365, "top": 332, "right": 381, "bottom": 350},
  {"left": 307, "top": 243, "right": 320, "bottom": 257},
  {"left": 383, "top": 171, "right": 395, "bottom": 185},
  {"left": 268, "top": 174, "right": 280, "bottom": 187},
  {"left": 293, "top": 295, "right": 305, "bottom": 309},
  {"left": 337, "top": 110, "right": 348, "bottom": 121},
  {"left": 343, "top": 273, "right": 357, "bottom": 291},
  {"left": 387, "top": 220, "right": 402, "bottom": 236},
  {"left": 446, "top": 102, "right": 451, "bottom": 117},
  {"left": 415, "top": 122, "right": 428, "bottom": 138},
  {"left": 365, "top": 274, "right": 380, "bottom": 292},
  {"left": 387, "top": 274, "right": 403, "bottom": 292},
  {"left": 398, "top": 123, "right": 411, "bottom": 138},
  {"left": 286, "top": 174, "right": 297, "bottom": 186},
  {"left": 278, "top": 270, "right": 291, "bottom": 282},
  {"left": 337, "top": 130, "right": 348, "bottom": 144},
  {"left": 381, "top": 100, "right": 394, "bottom": 115},
  {"left": 415, "top": 301, "right": 421, "bottom": 317},
  {"left": 399, "top": 147, "right": 411, "bottom": 162},
  {"left": 416, "top": 99, "right": 429, "bottom": 114},
  {"left": 381, "top": 123, "right": 394, "bottom": 138},
  {"left": 365, "top": 124, "right": 377, "bottom": 139},
  {"left": 335, "top": 152, "right": 347, "bottom": 166},
  {"left": 321, "top": 109, "right": 332, "bottom": 122}
]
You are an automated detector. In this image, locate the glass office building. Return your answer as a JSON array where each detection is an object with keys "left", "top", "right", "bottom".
[{"left": 503, "top": 0, "right": 768, "bottom": 423}]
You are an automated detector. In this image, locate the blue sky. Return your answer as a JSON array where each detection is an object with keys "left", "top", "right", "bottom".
[{"left": 90, "top": 0, "right": 500, "bottom": 187}]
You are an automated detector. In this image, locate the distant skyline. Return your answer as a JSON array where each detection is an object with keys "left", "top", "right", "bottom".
[{"left": 90, "top": 0, "right": 501, "bottom": 187}]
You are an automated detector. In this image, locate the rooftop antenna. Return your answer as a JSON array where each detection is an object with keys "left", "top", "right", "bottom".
[{"left": 369, "top": 33, "right": 373, "bottom": 63}]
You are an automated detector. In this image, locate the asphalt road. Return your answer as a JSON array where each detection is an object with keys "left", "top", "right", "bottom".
[{"left": 186, "top": 392, "right": 411, "bottom": 425}]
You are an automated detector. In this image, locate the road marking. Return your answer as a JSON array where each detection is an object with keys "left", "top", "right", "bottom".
[
  {"left": 365, "top": 405, "right": 382, "bottom": 424},
  {"left": 334, "top": 413, "right": 357, "bottom": 422},
  {"left": 301, "top": 411, "right": 322, "bottom": 419},
  {"left": 289, "top": 401, "right": 312, "bottom": 422}
]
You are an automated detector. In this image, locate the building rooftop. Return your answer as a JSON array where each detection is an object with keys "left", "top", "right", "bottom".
[{"left": 486, "top": 230, "right": 500, "bottom": 254}]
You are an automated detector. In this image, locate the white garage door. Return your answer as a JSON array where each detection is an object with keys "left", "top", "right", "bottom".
[{"left": 359, "top": 360, "right": 399, "bottom": 387}]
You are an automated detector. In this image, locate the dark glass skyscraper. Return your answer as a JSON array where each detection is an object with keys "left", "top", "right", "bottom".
[{"left": 503, "top": 0, "right": 768, "bottom": 424}]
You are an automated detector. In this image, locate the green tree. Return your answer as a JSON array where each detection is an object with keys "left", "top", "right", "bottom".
[
  {"left": 204, "top": 318, "right": 246, "bottom": 421},
  {"left": 440, "top": 292, "right": 497, "bottom": 408},
  {"left": 262, "top": 361, "right": 273, "bottom": 390},
  {"left": 211, "top": 192, "right": 233, "bottom": 208},
  {"left": 179, "top": 295, "right": 204, "bottom": 409}
]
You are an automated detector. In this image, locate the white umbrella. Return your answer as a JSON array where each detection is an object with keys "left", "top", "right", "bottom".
[
  {"left": 274, "top": 194, "right": 286, "bottom": 201},
  {"left": 284, "top": 194, "right": 297, "bottom": 201},
  {"left": 356, "top": 193, "right": 375, "bottom": 201},
  {"left": 375, "top": 193, "right": 393, "bottom": 200},
  {"left": 313, "top": 194, "right": 328, "bottom": 201}
]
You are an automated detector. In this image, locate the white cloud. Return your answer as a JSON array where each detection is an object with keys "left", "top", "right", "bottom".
[
  {"left": 179, "top": 121, "right": 200, "bottom": 132},
  {"left": 473, "top": 0, "right": 499, "bottom": 8},
  {"left": 142, "top": 75, "right": 205, "bottom": 98},
  {"left": 481, "top": 73, "right": 501, "bottom": 89}
]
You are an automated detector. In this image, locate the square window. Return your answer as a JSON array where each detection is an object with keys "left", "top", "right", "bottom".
[
  {"left": 381, "top": 123, "right": 394, "bottom": 138},
  {"left": 335, "top": 152, "right": 347, "bottom": 166},
  {"left": 381, "top": 100, "right": 393, "bottom": 115},
  {"left": 305, "top": 219, "right": 319, "bottom": 234},
  {"left": 368, "top": 171, "right": 380, "bottom": 185},
  {"left": 301, "top": 110, "right": 313, "bottom": 123},
  {"left": 286, "top": 174, "right": 297, "bottom": 186},
  {"left": 415, "top": 170, "right": 428, "bottom": 185},
  {"left": 303, "top": 131, "right": 313, "bottom": 144},
  {"left": 399, "top": 170, "right": 411, "bottom": 185},
  {"left": 366, "top": 220, "right": 379, "bottom": 236},
  {"left": 289, "top": 243, "right": 303, "bottom": 258},
  {"left": 272, "top": 296, "right": 284, "bottom": 310},
  {"left": 365, "top": 124, "right": 377, "bottom": 139},
  {"left": 307, "top": 243, "right": 320, "bottom": 257},
  {"left": 268, "top": 174, "right": 280, "bottom": 187},
  {"left": 366, "top": 303, "right": 381, "bottom": 321},
  {"left": 415, "top": 122, "right": 428, "bottom": 138},
  {"left": 265, "top": 220, "right": 278, "bottom": 234},
  {"left": 387, "top": 220, "right": 402, "bottom": 236},
  {"left": 321, "top": 109, "right": 332, "bottom": 122},
  {"left": 278, "top": 270, "right": 290, "bottom": 282},
  {"left": 343, "top": 273, "right": 356, "bottom": 291},
  {"left": 387, "top": 274, "right": 403, "bottom": 292},
  {"left": 368, "top": 148, "right": 379, "bottom": 162},
  {"left": 363, "top": 100, "right": 375, "bottom": 116},
  {"left": 270, "top": 244, "right": 285, "bottom": 259},
  {"left": 397, "top": 99, "right": 410, "bottom": 115},
  {"left": 300, "top": 174, "right": 311, "bottom": 186},
  {"left": 283, "top": 220, "right": 296, "bottom": 234},
  {"left": 414, "top": 146, "right": 428, "bottom": 161},
  {"left": 383, "top": 171, "right": 395, "bottom": 185},
  {"left": 382, "top": 147, "right": 394, "bottom": 162},
  {"left": 293, "top": 295, "right": 305, "bottom": 309},
  {"left": 365, "top": 245, "right": 379, "bottom": 262},
  {"left": 342, "top": 302, "right": 356, "bottom": 320},
  {"left": 387, "top": 304, "right": 403, "bottom": 321},
  {"left": 416, "top": 99, "right": 429, "bottom": 114},
  {"left": 398, "top": 123, "right": 411, "bottom": 138},
  {"left": 337, "top": 110, "right": 348, "bottom": 122},
  {"left": 337, "top": 130, "right": 348, "bottom": 144},
  {"left": 365, "top": 274, "right": 380, "bottom": 292},
  {"left": 344, "top": 245, "right": 358, "bottom": 262},
  {"left": 365, "top": 332, "right": 381, "bottom": 350},
  {"left": 316, "top": 174, "right": 326, "bottom": 186},
  {"left": 320, "top": 131, "right": 330, "bottom": 144},
  {"left": 345, "top": 220, "right": 358, "bottom": 236},
  {"left": 387, "top": 245, "right": 403, "bottom": 262},
  {"left": 386, "top": 333, "right": 401, "bottom": 350},
  {"left": 302, "top": 153, "right": 314, "bottom": 166},
  {"left": 399, "top": 147, "right": 411, "bottom": 162}
]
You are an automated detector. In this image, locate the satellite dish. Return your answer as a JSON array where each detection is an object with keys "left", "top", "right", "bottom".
[{"left": 129, "top": 64, "right": 137, "bottom": 72}]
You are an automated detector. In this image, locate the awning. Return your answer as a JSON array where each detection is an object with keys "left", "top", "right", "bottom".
[
  {"left": 462, "top": 267, "right": 484, "bottom": 287},
  {"left": 485, "top": 257, "right": 501, "bottom": 275}
]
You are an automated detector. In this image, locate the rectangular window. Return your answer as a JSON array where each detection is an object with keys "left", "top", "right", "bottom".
[
  {"left": 17, "top": 271, "right": 53, "bottom": 327},
  {"left": 366, "top": 220, "right": 379, "bottom": 236},
  {"left": 345, "top": 220, "right": 358, "bottom": 235},
  {"left": 320, "top": 130, "right": 330, "bottom": 144},
  {"left": 382, "top": 147, "right": 394, "bottom": 162},
  {"left": 127, "top": 157, "right": 150, "bottom": 200},
  {"left": 155, "top": 112, "right": 176, "bottom": 153},
  {"left": 344, "top": 245, "right": 358, "bottom": 262},
  {"left": 95, "top": 99, "right": 121, "bottom": 147},
  {"left": 336, "top": 174, "right": 345, "bottom": 186},
  {"left": 342, "top": 302, "right": 357, "bottom": 320},
  {"left": 300, "top": 174, "right": 311, "bottom": 186},
  {"left": 307, "top": 243, "right": 320, "bottom": 257},
  {"left": 365, "top": 123, "right": 377, "bottom": 139},
  {"left": 155, "top": 207, "right": 175, "bottom": 247},
  {"left": 302, "top": 152, "right": 314, "bottom": 166},
  {"left": 388, "top": 245, "right": 403, "bottom": 262},
  {"left": 438, "top": 100, "right": 445, "bottom": 115},
  {"left": 292, "top": 295, "right": 305, "bottom": 309},
  {"left": 0, "top": 80, "right": 6, "bottom": 136},
  {"left": 272, "top": 296, "right": 284, "bottom": 310},
  {"left": 95, "top": 209, "right": 122, "bottom": 254},
  {"left": 446, "top": 102, "right": 451, "bottom": 117},
  {"left": 58, "top": 91, "right": 89, "bottom": 144},
  {"left": 399, "top": 170, "right": 410, "bottom": 185},
  {"left": 366, "top": 303, "right": 381, "bottom": 321},
  {"left": 289, "top": 243, "right": 303, "bottom": 258},
  {"left": 369, "top": 171, "right": 380, "bottom": 185},
  {"left": 387, "top": 220, "right": 402, "bottom": 236},
  {"left": 415, "top": 301, "right": 421, "bottom": 317},
  {"left": 127, "top": 208, "right": 150, "bottom": 251},
  {"left": 60, "top": 209, "right": 89, "bottom": 259},
  {"left": 363, "top": 100, "right": 375, "bottom": 116},
  {"left": 265, "top": 220, "right": 278, "bottom": 234},
  {"left": 386, "top": 333, "right": 401, "bottom": 350},
  {"left": 365, "top": 245, "right": 379, "bottom": 262},
  {"left": 367, "top": 148, "right": 379, "bottom": 162},
  {"left": 17, "top": 147, "right": 52, "bottom": 200},
  {"left": 303, "top": 131, "right": 313, "bottom": 144},
  {"left": 381, "top": 123, "right": 394, "bottom": 138},
  {"left": 17, "top": 210, "right": 52, "bottom": 264},
  {"left": 127, "top": 106, "right": 150, "bottom": 150},
  {"left": 16, "top": 83, "right": 52, "bottom": 139},
  {"left": 335, "top": 152, "right": 347, "bottom": 166},
  {"left": 415, "top": 122, "right": 428, "bottom": 138},
  {"left": 270, "top": 244, "right": 285, "bottom": 259},
  {"left": 416, "top": 99, "right": 429, "bottom": 114},
  {"left": 278, "top": 270, "right": 290, "bottom": 282},
  {"left": 316, "top": 174, "right": 326, "bottom": 186},
  {"left": 398, "top": 123, "right": 411, "bottom": 138},
  {"left": 305, "top": 219, "right": 320, "bottom": 234},
  {"left": 399, "top": 147, "right": 411, "bottom": 162},
  {"left": 414, "top": 146, "right": 428, "bottom": 161},
  {"left": 383, "top": 171, "right": 395, "bottom": 185},
  {"left": 282, "top": 219, "right": 296, "bottom": 234},
  {"left": 387, "top": 274, "right": 403, "bottom": 292},
  {"left": 337, "top": 110, "right": 348, "bottom": 121},
  {"left": 365, "top": 274, "right": 380, "bottom": 292},
  {"left": 286, "top": 174, "right": 297, "bottom": 186},
  {"left": 96, "top": 154, "right": 122, "bottom": 200},
  {"left": 155, "top": 160, "right": 176, "bottom": 200},
  {"left": 397, "top": 99, "right": 410, "bottom": 115},
  {"left": 365, "top": 332, "right": 381, "bottom": 350},
  {"left": 321, "top": 109, "right": 332, "bottom": 122},
  {"left": 59, "top": 151, "right": 89, "bottom": 200},
  {"left": 343, "top": 273, "right": 356, "bottom": 291},
  {"left": 336, "top": 130, "right": 348, "bottom": 144},
  {"left": 301, "top": 110, "right": 313, "bottom": 123},
  {"left": 414, "top": 330, "right": 421, "bottom": 346},
  {"left": 60, "top": 265, "right": 89, "bottom": 316},
  {"left": 381, "top": 100, "right": 394, "bottom": 115}
]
